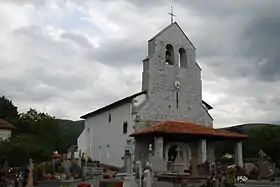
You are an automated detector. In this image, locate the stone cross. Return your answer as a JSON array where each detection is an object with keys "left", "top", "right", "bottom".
[
  {"left": 168, "top": 6, "right": 176, "bottom": 24},
  {"left": 175, "top": 146, "right": 182, "bottom": 160},
  {"left": 148, "top": 144, "right": 153, "bottom": 164}
]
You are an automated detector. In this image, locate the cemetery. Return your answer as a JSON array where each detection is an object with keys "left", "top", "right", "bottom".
[
  {"left": 1, "top": 136, "right": 280, "bottom": 187},
  {"left": 30, "top": 146, "right": 280, "bottom": 187}
]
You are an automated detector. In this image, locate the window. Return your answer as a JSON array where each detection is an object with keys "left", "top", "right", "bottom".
[
  {"left": 178, "top": 48, "right": 187, "bottom": 67},
  {"left": 108, "top": 113, "right": 111, "bottom": 123},
  {"left": 123, "top": 121, "right": 128, "bottom": 134},
  {"left": 165, "top": 44, "right": 174, "bottom": 65}
]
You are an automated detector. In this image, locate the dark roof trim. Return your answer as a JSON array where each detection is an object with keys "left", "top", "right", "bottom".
[
  {"left": 81, "top": 91, "right": 147, "bottom": 119},
  {"left": 202, "top": 100, "right": 213, "bottom": 110},
  {"left": 148, "top": 22, "right": 196, "bottom": 49}
]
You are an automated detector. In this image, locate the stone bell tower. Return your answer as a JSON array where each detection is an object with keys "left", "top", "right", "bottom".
[{"left": 137, "top": 22, "right": 212, "bottom": 127}]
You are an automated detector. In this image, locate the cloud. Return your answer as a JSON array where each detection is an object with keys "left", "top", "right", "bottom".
[{"left": 0, "top": 0, "right": 280, "bottom": 127}]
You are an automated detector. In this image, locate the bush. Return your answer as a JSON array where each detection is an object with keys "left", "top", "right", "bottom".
[{"left": 274, "top": 168, "right": 280, "bottom": 177}]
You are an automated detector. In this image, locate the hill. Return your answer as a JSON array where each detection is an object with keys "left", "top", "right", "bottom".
[
  {"left": 56, "top": 119, "right": 84, "bottom": 146},
  {"left": 219, "top": 123, "right": 277, "bottom": 134}
]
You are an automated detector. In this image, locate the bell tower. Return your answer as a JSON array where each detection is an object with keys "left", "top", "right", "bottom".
[{"left": 138, "top": 22, "right": 212, "bottom": 126}]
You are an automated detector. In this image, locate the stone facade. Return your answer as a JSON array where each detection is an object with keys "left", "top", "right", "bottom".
[
  {"left": 132, "top": 23, "right": 215, "bottom": 169},
  {"left": 78, "top": 22, "right": 219, "bottom": 169},
  {"left": 135, "top": 23, "right": 213, "bottom": 130}
]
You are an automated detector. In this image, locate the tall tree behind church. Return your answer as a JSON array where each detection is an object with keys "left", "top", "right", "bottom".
[{"left": 0, "top": 96, "right": 19, "bottom": 123}]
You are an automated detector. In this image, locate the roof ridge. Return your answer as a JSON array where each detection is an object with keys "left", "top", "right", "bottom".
[{"left": 131, "top": 121, "right": 248, "bottom": 138}]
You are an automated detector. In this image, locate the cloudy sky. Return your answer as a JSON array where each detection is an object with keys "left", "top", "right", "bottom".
[{"left": 1, "top": 0, "right": 280, "bottom": 128}]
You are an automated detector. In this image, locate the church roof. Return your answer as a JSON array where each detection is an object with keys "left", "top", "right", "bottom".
[
  {"left": 148, "top": 22, "right": 196, "bottom": 49},
  {"left": 130, "top": 121, "right": 248, "bottom": 139},
  {"left": 202, "top": 100, "right": 213, "bottom": 110},
  {"left": 0, "top": 118, "right": 16, "bottom": 130},
  {"left": 81, "top": 90, "right": 213, "bottom": 119},
  {"left": 81, "top": 91, "right": 146, "bottom": 119}
]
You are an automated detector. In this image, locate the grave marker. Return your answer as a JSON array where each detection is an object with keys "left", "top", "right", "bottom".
[
  {"left": 173, "top": 146, "right": 184, "bottom": 173},
  {"left": 190, "top": 156, "right": 199, "bottom": 177},
  {"left": 150, "top": 155, "right": 167, "bottom": 174}
]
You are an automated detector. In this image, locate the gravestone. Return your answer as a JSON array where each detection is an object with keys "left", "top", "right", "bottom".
[
  {"left": 62, "top": 159, "right": 71, "bottom": 174},
  {"left": 150, "top": 155, "right": 167, "bottom": 174},
  {"left": 121, "top": 142, "right": 133, "bottom": 174},
  {"left": 198, "top": 160, "right": 210, "bottom": 176},
  {"left": 173, "top": 146, "right": 184, "bottom": 173},
  {"left": 190, "top": 156, "right": 198, "bottom": 177},
  {"left": 143, "top": 169, "right": 152, "bottom": 187},
  {"left": 258, "top": 161, "right": 270, "bottom": 179}
]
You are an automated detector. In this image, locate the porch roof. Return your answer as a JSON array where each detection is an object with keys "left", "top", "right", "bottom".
[{"left": 130, "top": 121, "right": 248, "bottom": 139}]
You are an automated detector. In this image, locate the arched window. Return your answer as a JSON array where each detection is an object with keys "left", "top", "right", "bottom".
[
  {"left": 165, "top": 44, "right": 174, "bottom": 65},
  {"left": 179, "top": 48, "right": 187, "bottom": 67}
]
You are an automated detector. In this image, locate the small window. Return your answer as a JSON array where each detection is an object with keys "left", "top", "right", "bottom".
[
  {"left": 123, "top": 121, "right": 128, "bottom": 134},
  {"left": 108, "top": 113, "right": 111, "bottom": 123},
  {"left": 179, "top": 48, "right": 187, "bottom": 67}
]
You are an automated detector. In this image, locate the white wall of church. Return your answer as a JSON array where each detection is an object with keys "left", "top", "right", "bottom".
[
  {"left": 78, "top": 102, "right": 133, "bottom": 168},
  {"left": 77, "top": 129, "right": 86, "bottom": 155},
  {"left": 0, "top": 129, "right": 11, "bottom": 140}
]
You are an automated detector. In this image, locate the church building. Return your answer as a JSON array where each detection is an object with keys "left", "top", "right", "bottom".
[{"left": 77, "top": 22, "right": 247, "bottom": 170}]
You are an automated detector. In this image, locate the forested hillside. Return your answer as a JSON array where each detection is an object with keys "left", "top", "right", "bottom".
[{"left": 217, "top": 123, "right": 280, "bottom": 164}]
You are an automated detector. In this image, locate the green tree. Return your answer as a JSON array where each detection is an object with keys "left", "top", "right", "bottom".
[
  {"left": 17, "top": 108, "right": 64, "bottom": 151},
  {"left": 244, "top": 125, "right": 280, "bottom": 163},
  {"left": 0, "top": 96, "right": 83, "bottom": 166},
  {"left": 0, "top": 96, "right": 19, "bottom": 123}
]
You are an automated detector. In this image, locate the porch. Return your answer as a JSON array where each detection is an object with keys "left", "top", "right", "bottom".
[{"left": 130, "top": 121, "right": 248, "bottom": 174}]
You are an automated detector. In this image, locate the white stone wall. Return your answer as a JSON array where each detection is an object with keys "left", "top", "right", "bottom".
[
  {"left": 78, "top": 102, "right": 133, "bottom": 167},
  {"left": 77, "top": 129, "right": 86, "bottom": 155},
  {"left": 138, "top": 23, "right": 213, "bottom": 127},
  {"left": 0, "top": 129, "right": 11, "bottom": 140}
]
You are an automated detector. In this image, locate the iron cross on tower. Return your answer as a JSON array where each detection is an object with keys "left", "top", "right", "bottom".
[{"left": 168, "top": 6, "right": 176, "bottom": 23}]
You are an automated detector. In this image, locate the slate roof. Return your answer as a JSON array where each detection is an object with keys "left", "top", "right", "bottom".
[
  {"left": 0, "top": 118, "right": 16, "bottom": 130},
  {"left": 81, "top": 90, "right": 213, "bottom": 119},
  {"left": 81, "top": 91, "right": 147, "bottom": 119},
  {"left": 130, "top": 121, "right": 248, "bottom": 139}
]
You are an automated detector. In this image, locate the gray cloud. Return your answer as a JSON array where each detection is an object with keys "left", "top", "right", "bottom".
[
  {"left": 1, "top": 0, "right": 280, "bottom": 127},
  {"left": 242, "top": 16, "right": 280, "bottom": 81},
  {"left": 61, "top": 32, "right": 94, "bottom": 49},
  {"left": 86, "top": 39, "right": 145, "bottom": 66}
]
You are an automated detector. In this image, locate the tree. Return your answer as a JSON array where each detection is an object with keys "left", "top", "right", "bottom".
[
  {"left": 244, "top": 125, "right": 280, "bottom": 164},
  {"left": 0, "top": 96, "right": 83, "bottom": 166},
  {"left": 0, "top": 96, "right": 19, "bottom": 123},
  {"left": 17, "top": 108, "right": 64, "bottom": 151}
]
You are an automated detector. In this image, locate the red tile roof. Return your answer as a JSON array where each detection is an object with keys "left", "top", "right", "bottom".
[
  {"left": 0, "top": 118, "right": 16, "bottom": 130},
  {"left": 131, "top": 121, "right": 248, "bottom": 139}
]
